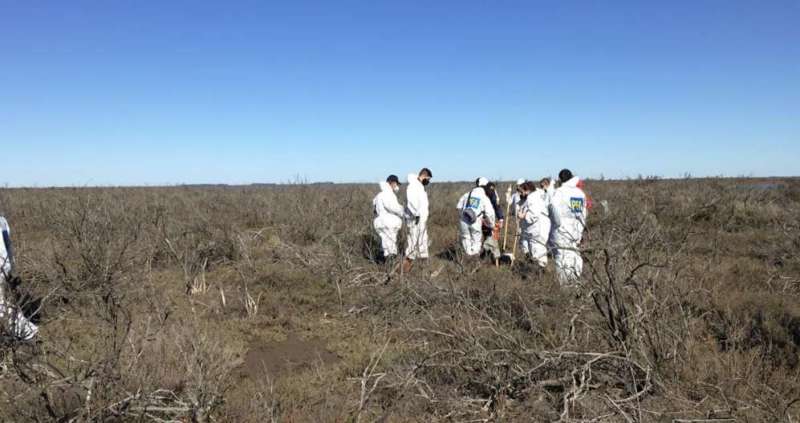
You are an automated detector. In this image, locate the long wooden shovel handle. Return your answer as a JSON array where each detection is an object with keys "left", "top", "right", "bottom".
[
  {"left": 502, "top": 199, "right": 512, "bottom": 250},
  {"left": 511, "top": 217, "right": 519, "bottom": 258}
]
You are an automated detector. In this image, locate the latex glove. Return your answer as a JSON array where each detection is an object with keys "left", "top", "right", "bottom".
[{"left": 492, "top": 223, "right": 501, "bottom": 240}]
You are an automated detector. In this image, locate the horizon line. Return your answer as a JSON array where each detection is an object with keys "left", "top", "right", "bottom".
[{"left": 1, "top": 175, "right": 797, "bottom": 190}]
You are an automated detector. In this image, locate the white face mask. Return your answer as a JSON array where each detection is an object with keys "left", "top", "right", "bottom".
[{"left": 393, "top": 185, "right": 400, "bottom": 193}]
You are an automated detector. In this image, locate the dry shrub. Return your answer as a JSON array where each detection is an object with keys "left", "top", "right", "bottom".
[{"left": 0, "top": 178, "right": 798, "bottom": 421}]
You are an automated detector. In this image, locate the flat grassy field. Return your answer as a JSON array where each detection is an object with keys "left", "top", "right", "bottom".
[{"left": 1, "top": 178, "right": 799, "bottom": 422}]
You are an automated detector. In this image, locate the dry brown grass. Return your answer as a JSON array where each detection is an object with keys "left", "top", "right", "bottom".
[{"left": 0, "top": 178, "right": 798, "bottom": 422}]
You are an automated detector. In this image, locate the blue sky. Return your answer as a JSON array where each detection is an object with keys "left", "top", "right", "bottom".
[{"left": 1, "top": 0, "right": 798, "bottom": 186}]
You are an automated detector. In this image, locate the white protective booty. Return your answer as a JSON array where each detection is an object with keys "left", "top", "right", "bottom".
[{"left": 0, "top": 303, "right": 38, "bottom": 341}]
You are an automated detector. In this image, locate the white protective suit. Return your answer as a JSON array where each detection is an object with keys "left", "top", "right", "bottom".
[
  {"left": 372, "top": 182, "right": 405, "bottom": 257},
  {"left": 404, "top": 174, "right": 430, "bottom": 259},
  {"left": 0, "top": 216, "right": 38, "bottom": 340},
  {"left": 517, "top": 191, "right": 549, "bottom": 267},
  {"left": 549, "top": 177, "right": 588, "bottom": 284},
  {"left": 456, "top": 187, "right": 496, "bottom": 256},
  {"left": 508, "top": 179, "right": 526, "bottom": 217}
]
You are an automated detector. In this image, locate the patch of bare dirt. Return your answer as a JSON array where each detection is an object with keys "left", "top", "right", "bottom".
[{"left": 237, "top": 333, "right": 340, "bottom": 380}]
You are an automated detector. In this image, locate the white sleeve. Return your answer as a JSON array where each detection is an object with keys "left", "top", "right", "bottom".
[
  {"left": 483, "top": 194, "right": 496, "bottom": 225},
  {"left": 549, "top": 197, "right": 562, "bottom": 228},
  {"left": 408, "top": 188, "right": 429, "bottom": 219},
  {"left": 386, "top": 194, "right": 405, "bottom": 217},
  {"left": 405, "top": 188, "right": 420, "bottom": 217},
  {"left": 456, "top": 193, "right": 467, "bottom": 209},
  {"left": 522, "top": 200, "right": 536, "bottom": 224},
  {"left": 372, "top": 196, "right": 380, "bottom": 214},
  {"left": 581, "top": 196, "right": 589, "bottom": 227}
]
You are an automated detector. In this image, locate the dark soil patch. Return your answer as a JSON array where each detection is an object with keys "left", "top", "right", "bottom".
[{"left": 238, "top": 333, "right": 340, "bottom": 380}]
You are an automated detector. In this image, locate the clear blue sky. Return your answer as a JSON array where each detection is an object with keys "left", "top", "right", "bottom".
[{"left": 1, "top": 0, "right": 798, "bottom": 186}]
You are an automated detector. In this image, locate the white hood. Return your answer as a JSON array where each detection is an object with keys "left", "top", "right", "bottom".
[
  {"left": 379, "top": 181, "right": 393, "bottom": 193},
  {"left": 562, "top": 176, "right": 580, "bottom": 188},
  {"left": 407, "top": 173, "right": 420, "bottom": 186}
]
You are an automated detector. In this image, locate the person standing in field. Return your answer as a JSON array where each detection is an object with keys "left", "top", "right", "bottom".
[
  {"left": 509, "top": 178, "right": 526, "bottom": 217},
  {"left": 372, "top": 175, "right": 405, "bottom": 264},
  {"left": 516, "top": 181, "right": 549, "bottom": 269},
  {"left": 549, "top": 169, "right": 588, "bottom": 285},
  {"left": 403, "top": 168, "right": 433, "bottom": 273},
  {"left": 456, "top": 177, "right": 496, "bottom": 258}
]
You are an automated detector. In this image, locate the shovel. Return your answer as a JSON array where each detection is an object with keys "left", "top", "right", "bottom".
[
  {"left": 502, "top": 217, "right": 519, "bottom": 264},
  {"left": 501, "top": 185, "right": 517, "bottom": 264},
  {"left": 502, "top": 185, "right": 513, "bottom": 251}
]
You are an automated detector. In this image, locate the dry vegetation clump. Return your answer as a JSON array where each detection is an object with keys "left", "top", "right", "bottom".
[{"left": 0, "top": 178, "right": 798, "bottom": 422}]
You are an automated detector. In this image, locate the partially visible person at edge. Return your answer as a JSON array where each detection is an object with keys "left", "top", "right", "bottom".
[
  {"left": 0, "top": 215, "right": 39, "bottom": 340},
  {"left": 0, "top": 216, "right": 13, "bottom": 302},
  {"left": 403, "top": 168, "right": 432, "bottom": 273},
  {"left": 549, "top": 169, "right": 588, "bottom": 285},
  {"left": 372, "top": 174, "right": 404, "bottom": 265},
  {"left": 482, "top": 181, "right": 504, "bottom": 263}
]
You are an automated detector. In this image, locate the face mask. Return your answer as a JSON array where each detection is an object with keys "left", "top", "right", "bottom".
[
  {"left": 393, "top": 185, "right": 400, "bottom": 193},
  {"left": 421, "top": 179, "right": 430, "bottom": 186},
  {"left": 520, "top": 193, "right": 528, "bottom": 200}
]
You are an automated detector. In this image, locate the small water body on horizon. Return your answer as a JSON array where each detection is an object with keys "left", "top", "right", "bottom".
[{"left": 734, "top": 183, "right": 785, "bottom": 191}]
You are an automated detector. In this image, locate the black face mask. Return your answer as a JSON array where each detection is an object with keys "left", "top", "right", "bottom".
[
  {"left": 520, "top": 193, "right": 528, "bottom": 200},
  {"left": 421, "top": 179, "right": 430, "bottom": 186}
]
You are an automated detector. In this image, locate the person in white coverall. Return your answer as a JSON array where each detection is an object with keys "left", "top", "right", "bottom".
[
  {"left": 456, "top": 177, "right": 496, "bottom": 257},
  {"left": 372, "top": 175, "right": 405, "bottom": 262},
  {"left": 0, "top": 216, "right": 38, "bottom": 340},
  {"left": 509, "top": 178, "right": 526, "bottom": 217},
  {"left": 549, "top": 169, "right": 588, "bottom": 285},
  {"left": 516, "top": 182, "right": 549, "bottom": 268},
  {"left": 403, "top": 168, "right": 433, "bottom": 272}
]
